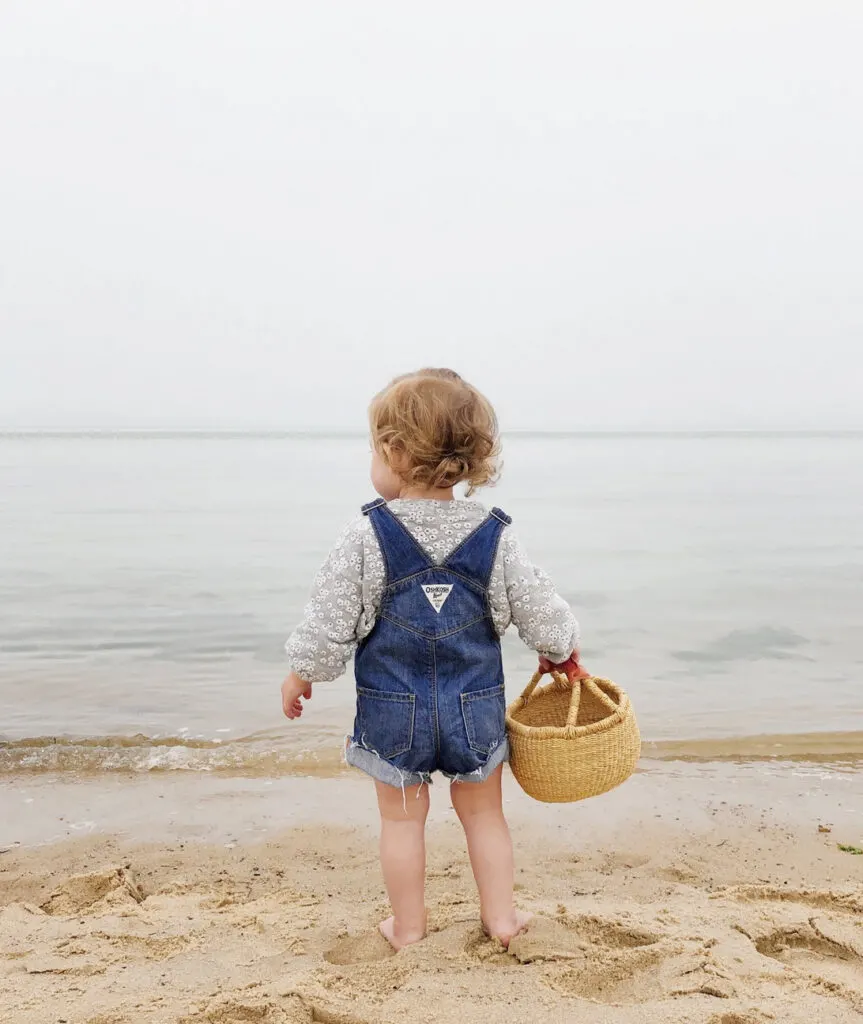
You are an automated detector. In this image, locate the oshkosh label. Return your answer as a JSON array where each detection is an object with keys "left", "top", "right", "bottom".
[{"left": 422, "top": 583, "right": 453, "bottom": 613}]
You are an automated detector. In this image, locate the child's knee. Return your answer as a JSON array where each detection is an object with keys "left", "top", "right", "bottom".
[
  {"left": 377, "top": 781, "right": 430, "bottom": 823},
  {"left": 450, "top": 786, "right": 502, "bottom": 823}
]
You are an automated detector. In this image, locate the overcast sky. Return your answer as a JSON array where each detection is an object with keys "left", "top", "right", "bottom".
[{"left": 1, "top": 2, "right": 861, "bottom": 431}]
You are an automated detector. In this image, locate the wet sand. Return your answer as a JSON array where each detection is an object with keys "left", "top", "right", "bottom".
[
  {"left": 3, "top": 727, "right": 862, "bottom": 779},
  {"left": 2, "top": 764, "right": 862, "bottom": 1023}
]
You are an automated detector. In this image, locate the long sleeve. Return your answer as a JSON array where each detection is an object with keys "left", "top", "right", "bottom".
[
  {"left": 284, "top": 519, "right": 366, "bottom": 682},
  {"left": 499, "top": 528, "right": 579, "bottom": 662}
]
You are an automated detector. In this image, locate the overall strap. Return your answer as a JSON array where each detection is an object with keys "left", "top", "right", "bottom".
[
  {"left": 361, "top": 499, "right": 432, "bottom": 582},
  {"left": 443, "top": 507, "right": 512, "bottom": 588}
]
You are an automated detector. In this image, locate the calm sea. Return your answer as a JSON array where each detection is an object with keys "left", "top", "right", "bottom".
[{"left": 1, "top": 432, "right": 861, "bottom": 778}]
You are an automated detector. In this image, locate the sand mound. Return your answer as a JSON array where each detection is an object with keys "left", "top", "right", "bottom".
[
  {"left": 324, "top": 929, "right": 396, "bottom": 965},
  {"left": 707, "top": 1014, "right": 774, "bottom": 1024},
  {"left": 39, "top": 866, "right": 144, "bottom": 916},
  {"left": 179, "top": 995, "right": 309, "bottom": 1023}
]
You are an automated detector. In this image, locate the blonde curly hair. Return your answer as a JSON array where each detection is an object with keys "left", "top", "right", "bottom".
[{"left": 369, "top": 369, "right": 501, "bottom": 496}]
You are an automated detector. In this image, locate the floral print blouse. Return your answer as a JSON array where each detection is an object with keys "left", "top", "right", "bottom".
[{"left": 285, "top": 499, "right": 579, "bottom": 683}]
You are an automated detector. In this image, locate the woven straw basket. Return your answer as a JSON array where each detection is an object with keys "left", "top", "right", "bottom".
[{"left": 506, "top": 670, "right": 641, "bottom": 803}]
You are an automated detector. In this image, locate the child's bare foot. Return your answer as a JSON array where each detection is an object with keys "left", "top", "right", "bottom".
[
  {"left": 482, "top": 909, "right": 533, "bottom": 949},
  {"left": 379, "top": 915, "right": 426, "bottom": 952}
]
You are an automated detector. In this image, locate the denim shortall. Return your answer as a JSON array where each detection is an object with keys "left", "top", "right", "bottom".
[{"left": 345, "top": 499, "right": 512, "bottom": 788}]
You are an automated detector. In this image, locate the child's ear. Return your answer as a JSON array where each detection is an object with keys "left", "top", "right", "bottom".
[{"left": 386, "top": 444, "right": 409, "bottom": 474}]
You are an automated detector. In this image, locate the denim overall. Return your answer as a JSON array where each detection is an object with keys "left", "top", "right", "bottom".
[{"left": 345, "top": 499, "right": 512, "bottom": 788}]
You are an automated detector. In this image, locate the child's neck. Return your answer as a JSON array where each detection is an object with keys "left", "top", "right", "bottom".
[{"left": 397, "top": 484, "right": 455, "bottom": 501}]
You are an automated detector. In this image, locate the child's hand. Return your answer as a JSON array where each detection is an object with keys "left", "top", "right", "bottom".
[
  {"left": 281, "top": 672, "right": 313, "bottom": 719},
  {"left": 539, "top": 650, "right": 590, "bottom": 682}
]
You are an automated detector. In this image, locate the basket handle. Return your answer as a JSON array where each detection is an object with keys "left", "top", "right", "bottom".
[
  {"left": 519, "top": 668, "right": 583, "bottom": 730},
  {"left": 519, "top": 670, "right": 620, "bottom": 731},
  {"left": 583, "top": 677, "right": 621, "bottom": 716},
  {"left": 518, "top": 668, "right": 549, "bottom": 702}
]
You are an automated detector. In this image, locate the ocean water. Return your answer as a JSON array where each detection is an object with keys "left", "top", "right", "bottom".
[{"left": 1, "top": 432, "right": 862, "bottom": 778}]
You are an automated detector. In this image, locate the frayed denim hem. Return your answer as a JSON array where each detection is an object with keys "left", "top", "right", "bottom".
[
  {"left": 442, "top": 737, "right": 509, "bottom": 784},
  {"left": 343, "top": 736, "right": 509, "bottom": 790},
  {"left": 344, "top": 740, "right": 432, "bottom": 790}
]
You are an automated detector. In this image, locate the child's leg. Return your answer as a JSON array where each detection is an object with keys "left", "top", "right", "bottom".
[
  {"left": 375, "top": 779, "right": 430, "bottom": 950},
  {"left": 450, "top": 765, "right": 531, "bottom": 947}
]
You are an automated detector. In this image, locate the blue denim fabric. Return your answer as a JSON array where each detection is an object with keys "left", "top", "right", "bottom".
[{"left": 345, "top": 499, "right": 512, "bottom": 788}]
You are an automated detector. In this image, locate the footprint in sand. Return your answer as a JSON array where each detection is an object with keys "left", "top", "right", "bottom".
[
  {"left": 545, "top": 945, "right": 737, "bottom": 1005},
  {"left": 754, "top": 920, "right": 862, "bottom": 965},
  {"left": 561, "top": 913, "right": 662, "bottom": 949},
  {"left": 512, "top": 915, "right": 739, "bottom": 1005},
  {"left": 750, "top": 916, "right": 863, "bottom": 1002},
  {"left": 731, "top": 915, "right": 863, "bottom": 1014},
  {"left": 506, "top": 913, "right": 661, "bottom": 964},
  {"left": 323, "top": 929, "right": 396, "bottom": 965},
  {"left": 543, "top": 945, "right": 667, "bottom": 1004}
]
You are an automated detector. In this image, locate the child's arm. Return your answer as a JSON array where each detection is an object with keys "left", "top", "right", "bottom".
[
  {"left": 499, "top": 528, "right": 583, "bottom": 673},
  {"left": 282, "top": 518, "right": 366, "bottom": 717}
]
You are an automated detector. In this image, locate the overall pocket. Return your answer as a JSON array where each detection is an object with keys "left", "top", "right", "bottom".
[
  {"left": 355, "top": 687, "right": 416, "bottom": 760},
  {"left": 461, "top": 684, "right": 506, "bottom": 755}
]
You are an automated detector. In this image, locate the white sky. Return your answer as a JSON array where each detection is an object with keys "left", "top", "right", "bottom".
[{"left": 1, "top": 1, "right": 861, "bottom": 430}]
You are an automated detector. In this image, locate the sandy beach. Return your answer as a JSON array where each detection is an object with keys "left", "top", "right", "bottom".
[
  {"left": 4, "top": 0, "right": 863, "bottom": 1014},
  {"left": 2, "top": 764, "right": 862, "bottom": 1024}
]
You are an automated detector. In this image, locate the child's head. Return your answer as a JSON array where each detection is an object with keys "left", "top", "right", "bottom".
[{"left": 369, "top": 369, "right": 500, "bottom": 500}]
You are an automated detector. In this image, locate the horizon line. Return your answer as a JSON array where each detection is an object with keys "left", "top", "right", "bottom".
[{"left": 2, "top": 427, "right": 862, "bottom": 439}]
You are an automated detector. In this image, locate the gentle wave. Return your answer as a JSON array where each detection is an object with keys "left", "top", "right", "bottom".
[
  {"left": 2, "top": 730, "right": 862, "bottom": 777},
  {"left": 0, "top": 732, "right": 349, "bottom": 777}
]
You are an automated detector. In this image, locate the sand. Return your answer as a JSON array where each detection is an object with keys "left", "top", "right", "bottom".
[{"left": 1, "top": 768, "right": 862, "bottom": 1024}]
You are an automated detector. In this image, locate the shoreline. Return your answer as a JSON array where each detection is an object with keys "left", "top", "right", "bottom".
[
  {"left": 2, "top": 765, "right": 862, "bottom": 1023},
  {"left": 3, "top": 728, "right": 863, "bottom": 780}
]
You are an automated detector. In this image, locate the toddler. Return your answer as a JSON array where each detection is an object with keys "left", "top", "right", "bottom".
[{"left": 282, "top": 368, "right": 585, "bottom": 950}]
